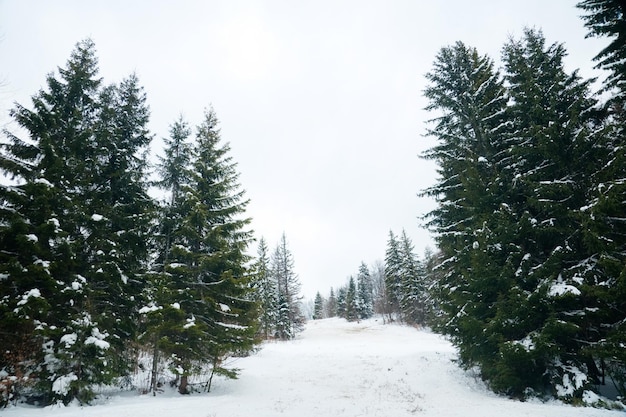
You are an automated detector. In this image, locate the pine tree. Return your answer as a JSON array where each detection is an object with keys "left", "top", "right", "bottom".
[
  {"left": 421, "top": 39, "right": 528, "bottom": 397},
  {"left": 0, "top": 39, "right": 154, "bottom": 404},
  {"left": 398, "top": 231, "right": 426, "bottom": 325},
  {"left": 577, "top": 0, "right": 626, "bottom": 396},
  {"left": 270, "top": 233, "right": 304, "bottom": 339},
  {"left": 146, "top": 109, "right": 258, "bottom": 394},
  {"left": 422, "top": 30, "right": 616, "bottom": 401},
  {"left": 252, "top": 237, "right": 278, "bottom": 338},
  {"left": 384, "top": 231, "right": 403, "bottom": 320},
  {"left": 336, "top": 286, "right": 347, "bottom": 319},
  {"left": 325, "top": 287, "right": 337, "bottom": 318},
  {"left": 312, "top": 292, "right": 324, "bottom": 320},
  {"left": 344, "top": 277, "right": 359, "bottom": 322},
  {"left": 356, "top": 262, "right": 374, "bottom": 319},
  {"left": 577, "top": 0, "right": 626, "bottom": 98},
  {"left": 141, "top": 116, "right": 193, "bottom": 394}
]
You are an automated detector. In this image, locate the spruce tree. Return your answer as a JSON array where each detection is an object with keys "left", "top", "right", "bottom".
[
  {"left": 398, "top": 231, "right": 426, "bottom": 325},
  {"left": 251, "top": 237, "right": 278, "bottom": 339},
  {"left": 344, "top": 277, "right": 359, "bottom": 322},
  {"left": 326, "top": 287, "right": 337, "bottom": 318},
  {"left": 577, "top": 0, "right": 626, "bottom": 98},
  {"left": 312, "top": 292, "right": 324, "bottom": 320},
  {"left": 384, "top": 231, "right": 403, "bottom": 320},
  {"left": 577, "top": 1, "right": 626, "bottom": 396},
  {"left": 270, "top": 233, "right": 304, "bottom": 339},
  {"left": 145, "top": 109, "right": 258, "bottom": 394},
  {"left": 356, "top": 262, "right": 374, "bottom": 319},
  {"left": 0, "top": 39, "right": 154, "bottom": 404}
]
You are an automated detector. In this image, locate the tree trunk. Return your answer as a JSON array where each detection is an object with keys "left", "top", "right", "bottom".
[
  {"left": 149, "top": 340, "right": 159, "bottom": 395},
  {"left": 178, "top": 374, "right": 189, "bottom": 394}
]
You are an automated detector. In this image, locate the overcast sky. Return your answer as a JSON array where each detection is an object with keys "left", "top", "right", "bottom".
[{"left": 0, "top": 1, "right": 607, "bottom": 299}]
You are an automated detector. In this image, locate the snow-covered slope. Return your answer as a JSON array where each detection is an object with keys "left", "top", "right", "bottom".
[{"left": 6, "top": 318, "right": 621, "bottom": 416}]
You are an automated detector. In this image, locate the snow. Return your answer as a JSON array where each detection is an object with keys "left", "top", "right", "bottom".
[
  {"left": 549, "top": 282, "right": 581, "bottom": 297},
  {"left": 138, "top": 305, "right": 161, "bottom": 314},
  {"left": 16, "top": 288, "right": 42, "bottom": 305},
  {"left": 219, "top": 303, "right": 231, "bottom": 312},
  {"left": 25, "top": 234, "right": 38, "bottom": 242},
  {"left": 85, "top": 328, "right": 110, "bottom": 350},
  {"left": 51, "top": 373, "right": 77, "bottom": 395},
  {"left": 91, "top": 214, "right": 104, "bottom": 222},
  {"left": 59, "top": 333, "right": 77, "bottom": 348},
  {"left": 183, "top": 315, "right": 196, "bottom": 329},
  {"left": 4, "top": 318, "right": 621, "bottom": 416}
]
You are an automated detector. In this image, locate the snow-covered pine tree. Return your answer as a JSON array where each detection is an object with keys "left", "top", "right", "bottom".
[
  {"left": 336, "top": 286, "right": 347, "bottom": 319},
  {"left": 494, "top": 29, "right": 601, "bottom": 398},
  {"left": 251, "top": 237, "right": 278, "bottom": 339},
  {"left": 149, "top": 108, "right": 258, "bottom": 394},
  {"left": 398, "top": 231, "right": 426, "bottom": 325},
  {"left": 420, "top": 40, "right": 516, "bottom": 395},
  {"left": 578, "top": 0, "right": 626, "bottom": 99},
  {"left": 325, "top": 287, "right": 337, "bottom": 318},
  {"left": 384, "top": 231, "right": 403, "bottom": 321},
  {"left": 356, "top": 262, "right": 374, "bottom": 319},
  {"left": 344, "top": 277, "right": 359, "bottom": 322},
  {"left": 270, "top": 233, "right": 304, "bottom": 339},
  {"left": 141, "top": 116, "right": 194, "bottom": 394},
  {"left": 312, "top": 292, "right": 324, "bottom": 320},
  {"left": 0, "top": 39, "right": 154, "bottom": 405},
  {"left": 577, "top": 0, "right": 626, "bottom": 396}
]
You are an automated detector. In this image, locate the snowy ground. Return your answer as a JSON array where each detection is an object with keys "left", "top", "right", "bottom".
[{"left": 5, "top": 318, "right": 622, "bottom": 417}]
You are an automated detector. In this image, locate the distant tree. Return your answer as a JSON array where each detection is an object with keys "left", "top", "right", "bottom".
[
  {"left": 336, "top": 286, "right": 347, "bottom": 319},
  {"left": 384, "top": 231, "right": 403, "bottom": 321},
  {"left": 271, "top": 233, "right": 304, "bottom": 339},
  {"left": 344, "top": 277, "right": 359, "bottom": 322},
  {"left": 326, "top": 287, "right": 337, "bottom": 317},
  {"left": 251, "top": 237, "right": 278, "bottom": 339},
  {"left": 312, "top": 292, "right": 324, "bottom": 320},
  {"left": 356, "top": 262, "right": 374, "bottom": 319},
  {"left": 398, "top": 231, "right": 426, "bottom": 325}
]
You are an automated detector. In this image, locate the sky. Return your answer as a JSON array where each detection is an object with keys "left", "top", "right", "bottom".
[{"left": 0, "top": 1, "right": 608, "bottom": 299}]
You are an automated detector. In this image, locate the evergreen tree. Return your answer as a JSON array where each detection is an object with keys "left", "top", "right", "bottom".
[
  {"left": 578, "top": 1, "right": 626, "bottom": 396},
  {"left": 398, "top": 231, "right": 426, "bottom": 325},
  {"left": 422, "top": 31, "right": 615, "bottom": 401},
  {"left": 421, "top": 39, "right": 511, "bottom": 395},
  {"left": 577, "top": 0, "right": 626, "bottom": 98},
  {"left": 251, "top": 237, "right": 278, "bottom": 339},
  {"left": 344, "top": 277, "right": 359, "bottom": 322},
  {"left": 141, "top": 116, "right": 194, "bottom": 394},
  {"left": 326, "top": 287, "right": 337, "bottom": 318},
  {"left": 312, "top": 292, "right": 324, "bottom": 320},
  {"left": 384, "top": 231, "right": 403, "bottom": 320},
  {"left": 270, "top": 233, "right": 304, "bottom": 339},
  {"left": 0, "top": 39, "right": 154, "bottom": 404},
  {"left": 146, "top": 109, "right": 258, "bottom": 394},
  {"left": 336, "top": 286, "right": 347, "bottom": 319},
  {"left": 356, "top": 262, "right": 374, "bottom": 319}
]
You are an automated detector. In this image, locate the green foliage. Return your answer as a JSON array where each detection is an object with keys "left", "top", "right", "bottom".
[{"left": 422, "top": 29, "right": 626, "bottom": 402}]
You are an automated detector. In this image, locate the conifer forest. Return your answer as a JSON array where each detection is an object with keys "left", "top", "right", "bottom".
[{"left": 1, "top": 0, "right": 626, "bottom": 411}]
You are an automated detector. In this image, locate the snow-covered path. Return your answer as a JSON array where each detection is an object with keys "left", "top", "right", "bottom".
[{"left": 6, "top": 318, "right": 622, "bottom": 416}]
